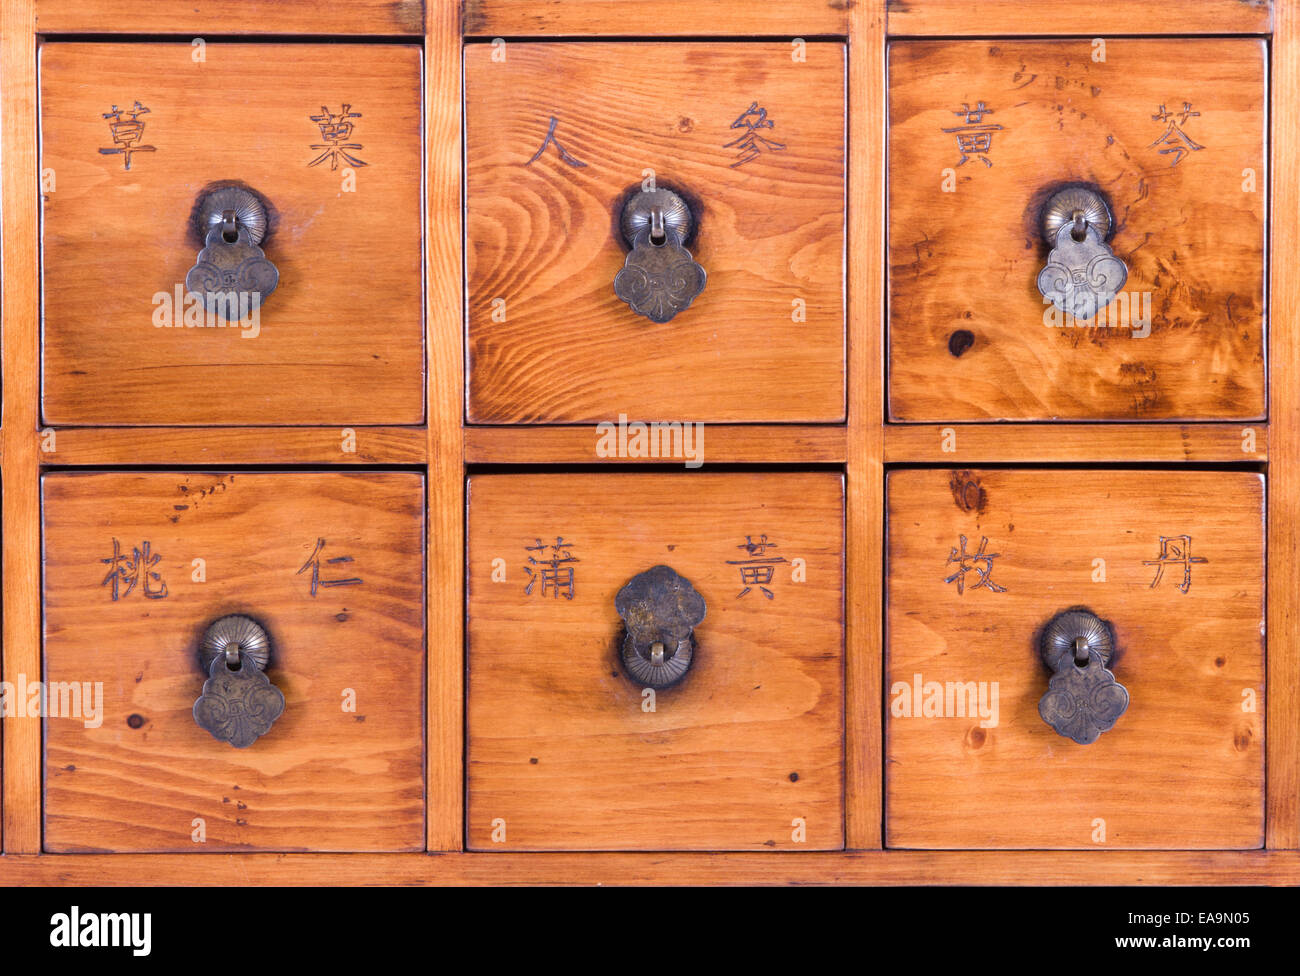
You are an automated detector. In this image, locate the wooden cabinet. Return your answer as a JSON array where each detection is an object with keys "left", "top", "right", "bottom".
[
  {"left": 42, "top": 471, "right": 426, "bottom": 852},
  {"left": 885, "top": 469, "right": 1265, "bottom": 848},
  {"left": 465, "top": 42, "right": 846, "bottom": 424},
  {"left": 39, "top": 42, "right": 425, "bottom": 426},
  {"left": 466, "top": 472, "right": 844, "bottom": 850},
  {"left": 888, "top": 39, "right": 1267, "bottom": 421},
  {"left": 0, "top": 0, "right": 1293, "bottom": 889}
]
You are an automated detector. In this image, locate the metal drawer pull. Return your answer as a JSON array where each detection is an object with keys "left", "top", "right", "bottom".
[
  {"left": 615, "top": 565, "right": 706, "bottom": 688},
  {"left": 1036, "top": 187, "right": 1127, "bottom": 320},
  {"left": 193, "top": 614, "right": 286, "bottom": 748},
  {"left": 1037, "top": 608, "right": 1129, "bottom": 744},
  {"left": 185, "top": 185, "right": 280, "bottom": 319},
  {"left": 613, "top": 188, "right": 706, "bottom": 323}
]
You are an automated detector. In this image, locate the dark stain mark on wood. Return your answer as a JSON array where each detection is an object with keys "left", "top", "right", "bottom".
[
  {"left": 949, "top": 470, "right": 987, "bottom": 515},
  {"left": 948, "top": 329, "right": 975, "bottom": 358}
]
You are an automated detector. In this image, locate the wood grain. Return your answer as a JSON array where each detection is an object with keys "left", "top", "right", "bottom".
[
  {"left": 36, "top": 427, "right": 427, "bottom": 465},
  {"left": 1268, "top": 0, "right": 1299, "bottom": 849},
  {"left": 886, "top": 469, "right": 1264, "bottom": 849},
  {"left": 40, "top": 42, "right": 424, "bottom": 426},
  {"left": 0, "top": 851, "right": 1297, "bottom": 886},
  {"left": 466, "top": 473, "right": 844, "bottom": 850},
  {"left": 35, "top": 0, "right": 425, "bottom": 34},
  {"left": 464, "top": 0, "right": 850, "bottom": 37},
  {"left": 888, "top": 40, "right": 1267, "bottom": 421},
  {"left": 426, "top": 0, "right": 465, "bottom": 851},
  {"left": 887, "top": 0, "right": 1272, "bottom": 36},
  {"left": 465, "top": 42, "right": 845, "bottom": 424},
  {"left": 1, "top": 0, "right": 42, "bottom": 853},
  {"left": 464, "top": 424, "right": 848, "bottom": 464},
  {"left": 43, "top": 472, "right": 426, "bottom": 852},
  {"left": 845, "top": 0, "right": 885, "bottom": 849},
  {"left": 884, "top": 423, "right": 1267, "bottom": 463}
]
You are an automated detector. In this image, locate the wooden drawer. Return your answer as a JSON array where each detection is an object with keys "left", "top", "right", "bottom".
[
  {"left": 885, "top": 469, "right": 1264, "bottom": 849},
  {"left": 42, "top": 471, "right": 426, "bottom": 852},
  {"left": 465, "top": 42, "right": 846, "bottom": 424},
  {"left": 466, "top": 472, "right": 844, "bottom": 850},
  {"left": 39, "top": 42, "right": 424, "bottom": 426},
  {"left": 887, "top": 39, "right": 1266, "bottom": 421}
]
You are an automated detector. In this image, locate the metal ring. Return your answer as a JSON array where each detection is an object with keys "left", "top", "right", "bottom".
[
  {"left": 1041, "top": 187, "right": 1112, "bottom": 245},
  {"left": 620, "top": 188, "right": 692, "bottom": 246},
  {"left": 622, "top": 635, "right": 694, "bottom": 688},
  {"left": 196, "top": 186, "right": 268, "bottom": 245},
  {"left": 1041, "top": 608, "right": 1114, "bottom": 672},
  {"left": 199, "top": 614, "right": 271, "bottom": 673}
]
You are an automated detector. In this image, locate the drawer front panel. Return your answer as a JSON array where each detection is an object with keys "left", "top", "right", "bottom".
[
  {"left": 888, "top": 39, "right": 1266, "bottom": 421},
  {"left": 43, "top": 471, "right": 426, "bottom": 852},
  {"left": 465, "top": 42, "right": 846, "bottom": 424},
  {"left": 885, "top": 469, "right": 1264, "bottom": 849},
  {"left": 40, "top": 42, "right": 425, "bottom": 425},
  {"left": 467, "top": 472, "right": 844, "bottom": 850}
]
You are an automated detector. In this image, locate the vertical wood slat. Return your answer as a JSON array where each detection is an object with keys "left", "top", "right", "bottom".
[
  {"left": 426, "top": 0, "right": 465, "bottom": 851},
  {"left": 845, "top": 2, "right": 885, "bottom": 850},
  {"left": 1, "top": 0, "right": 42, "bottom": 853},
  {"left": 1268, "top": 0, "right": 1298, "bottom": 850}
]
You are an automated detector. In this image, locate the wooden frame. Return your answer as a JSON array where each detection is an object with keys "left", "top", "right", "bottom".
[{"left": 0, "top": 0, "right": 1292, "bottom": 883}]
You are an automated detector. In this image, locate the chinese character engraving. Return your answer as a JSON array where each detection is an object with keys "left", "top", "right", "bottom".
[
  {"left": 100, "top": 539, "right": 168, "bottom": 600},
  {"left": 296, "top": 538, "right": 363, "bottom": 597},
  {"left": 525, "top": 117, "right": 587, "bottom": 168},
  {"left": 98, "top": 102, "right": 157, "bottom": 171},
  {"left": 726, "top": 533, "right": 787, "bottom": 599},
  {"left": 1143, "top": 535, "right": 1208, "bottom": 593},
  {"left": 944, "top": 534, "right": 1006, "bottom": 594},
  {"left": 524, "top": 537, "right": 579, "bottom": 599},
  {"left": 308, "top": 104, "right": 367, "bottom": 170},
  {"left": 725, "top": 102, "right": 787, "bottom": 168},
  {"left": 1149, "top": 102, "right": 1205, "bottom": 167},
  {"left": 941, "top": 101, "right": 1004, "bottom": 168}
]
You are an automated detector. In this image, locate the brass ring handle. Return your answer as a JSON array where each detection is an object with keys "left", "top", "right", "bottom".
[
  {"left": 185, "top": 184, "right": 279, "bottom": 320},
  {"left": 613, "top": 188, "right": 707, "bottom": 324},
  {"left": 1035, "top": 186, "right": 1127, "bottom": 320},
  {"left": 1037, "top": 608, "right": 1129, "bottom": 745},
  {"left": 192, "top": 614, "right": 286, "bottom": 748},
  {"left": 615, "top": 565, "right": 706, "bottom": 688}
]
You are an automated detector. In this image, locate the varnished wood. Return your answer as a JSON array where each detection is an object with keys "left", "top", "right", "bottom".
[
  {"left": 845, "top": 1, "right": 885, "bottom": 850},
  {"left": 35, "top": 427, "right": 427, "bottom": 465},
  {"left": 465, "top": 41, "right": 845, "bottom": 424},
  {"left": 887, "top": 0, "right": 1272, "bottom": 36},
  {"left": 888, "top": 39, "right": 1267, "bottom": 421},
  {"left": 0, "top": 850, "right": 1297, "bottom": 886},
  {"left": 464, "top": 423, "right": 1271, "bottom": 466},
  {"left": 426, "top": 0, "right": 465, "bottom": 852},
  {"left": 1, "top": 0, "right": 43, "bottom": 853},
  {"left": 43, "top": 472, "right": 426, "bottom": 852},
  {"left": 1267, "top": 0, "right": 1300, "bottom": 849},
  {"left": 466, "top": 473, "right": 844, "bottom": 851},
  {"left": 464, "top": 0, "right": 850, "bottom": 38},
  {"left": 464, "top": 425, "right": 848, "bottom": 464},
  {"left": 886, "top": 469, "right": 1264, "bottom": 849},
  {"left": 0, "top": 0, "right": 1291, "bottom": 886},
  {"left": 35, "top": 0, "right": 426, "bottom": 35},
  {"left": 885, "top": 424, "right": 1267, "bottom": 464},
  {"left": 40, "top": 42, "right": 425, "bottom": 426}
]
